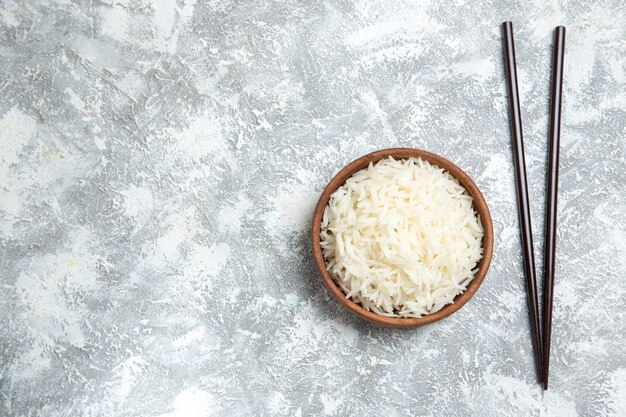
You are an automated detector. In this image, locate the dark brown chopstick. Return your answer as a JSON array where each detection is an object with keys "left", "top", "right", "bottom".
[
  {"left": 542, "top": 26, "right": 566, "bottom": 390},
  {"left": 501, "top": 21, "right": 544, "bottom": 383}
]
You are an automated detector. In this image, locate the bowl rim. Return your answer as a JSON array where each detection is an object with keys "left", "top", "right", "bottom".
[{"left": 311, "top": 148, "right": 494, "bottom": 327}]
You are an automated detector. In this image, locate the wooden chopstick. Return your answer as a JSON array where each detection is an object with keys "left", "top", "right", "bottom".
[
  {"left": 542, "top": 26, "right": 566, "bottom": 390},
  {"left": 501, "top": 21, "right": 544, "bottom": 383}
]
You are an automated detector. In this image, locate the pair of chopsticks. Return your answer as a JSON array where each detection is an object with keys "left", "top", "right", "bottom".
[{"left": 502, "top": 21, "right": 566, "bottom": 390}]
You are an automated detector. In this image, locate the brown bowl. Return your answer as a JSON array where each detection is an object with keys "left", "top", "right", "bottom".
[{"left": 311, "top": 148, "right": 494, "bottom": 327}]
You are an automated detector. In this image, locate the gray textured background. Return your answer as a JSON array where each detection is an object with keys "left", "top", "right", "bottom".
[{"left": 1, "top": 0, "right": 625, "bottom": 416}]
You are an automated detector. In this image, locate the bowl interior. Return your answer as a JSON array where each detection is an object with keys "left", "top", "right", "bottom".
[{"left": 311, "top": 148, "right": 494, "bottom": 327}]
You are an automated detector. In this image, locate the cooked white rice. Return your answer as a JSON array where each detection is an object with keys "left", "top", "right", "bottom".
[{"left": 320, "top": 156, "right": 484, "bottom": 318}]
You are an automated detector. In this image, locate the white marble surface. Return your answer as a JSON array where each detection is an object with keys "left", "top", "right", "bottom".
[{"left": 0, "top": 1, "right": 625, "bottom": 416}]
